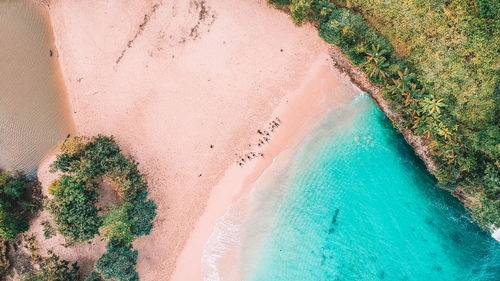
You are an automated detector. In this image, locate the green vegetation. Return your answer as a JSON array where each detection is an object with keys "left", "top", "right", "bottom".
[
  {"left": 0, "top": 171, "right": 33, "bottom": 240},
  {"left": 0, "top": 238, "right": 9, "bottom": 277},
  {"left": 24, "top": 253, "right": 80, "bottom": 281},
  {"left": 84, "top": 271, "right": 104, "bottom": 281},
  {"left": 95, "top": 241, "right": 138, "bottom": 281},
  {"left": 21, "top": 236, "right": 98, "bottom": 281},
  {"left": 24, "top": 234, "right": 43, "bottom": 264},
  {"left": 46, "top": 176, "right": 101, "bottom": 244},
  {"left": 269, "top": 0, "right": 500, "bottom": 228},
  {"left": 41, "top": 221, "right": 56, "bottom": 239},
  {"left": 102, "top": 203, "right": 135, "bottom": 244},
  {"left": 268, "top": 0, "right": 291, "bottom": 6},
  {"left": 47, "top": 135, "right": 157, "bottom": 280},
  {"left": 290, "top": 0, "right": 313, "bottom": 25}
]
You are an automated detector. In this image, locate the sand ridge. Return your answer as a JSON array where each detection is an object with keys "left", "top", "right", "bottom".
[{"left": 36, "top": 0, "right": 355, "bottom": 280}]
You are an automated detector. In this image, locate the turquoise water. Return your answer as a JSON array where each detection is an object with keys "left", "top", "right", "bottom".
[{"left": 243, "top": 94, "right": 500, "bottom": 281}]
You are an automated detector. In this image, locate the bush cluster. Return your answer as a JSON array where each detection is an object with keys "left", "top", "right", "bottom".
[
  {"left": 47, "top": 135, "right": 157, "bottom": 280},
  {"left": 46, "top": 176, "right": 100, "bottom": 244},
  {"left": 0, "top": 171, "right": 32, "bottom": 240},
  {"left": 95, "top": 241, "right": 138, "bottom": 281}
]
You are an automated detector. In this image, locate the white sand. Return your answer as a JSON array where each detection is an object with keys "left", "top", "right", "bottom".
[{"left": 36, "top": 0, "right": 358, "bottom": 279}]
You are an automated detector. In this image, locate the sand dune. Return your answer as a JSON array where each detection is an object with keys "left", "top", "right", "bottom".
[{"left": 36, "top": 0, "right": 357, "bottom": 279}]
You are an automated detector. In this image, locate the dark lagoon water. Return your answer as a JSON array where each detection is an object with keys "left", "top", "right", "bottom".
[{"left": 204, "top": 93, "right": 500, "bottom": 281}]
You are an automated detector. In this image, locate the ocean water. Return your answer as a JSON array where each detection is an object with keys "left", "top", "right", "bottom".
[{"left": 203, "top": 93, "right": 500, "bottom": 281}]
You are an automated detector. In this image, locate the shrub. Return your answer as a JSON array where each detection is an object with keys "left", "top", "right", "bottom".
[
  {"left": 23, "top": 254, "right": 80, "bottom": 281},
  {"left": 48, "top": 136, "right": 156, "bottom": 244},
  {"left": 131, "top": 190, "right": 157, "bottom": 236},
  {"left": 102, "top": 203, "right": 135, "bottom": 244},
  {"left": 95, "top": 241, "right": 138, "bottom": 281},
  {"left": 41, "top": 221, "right": 56, "bottom": 239},
  {"left": 0, "top": 238, "right": 9, "bottom": 277},
  {"left": 268, "top": 0, "right": 291, "bottom": 6},
  {"left": 318, "top": 7, "right": 372, "bottom": 64},
  {"left": 46, "top": 176, "right": 101, "bottom": 244},
  {"left": 48, "top": 135, "right": 157, "bottom": 280},
  {"left": 290, "top": 0, "right": 313, "bottom": 25},
  {"left": 0, "top": 171, "right": 32, "bottom": 240}
]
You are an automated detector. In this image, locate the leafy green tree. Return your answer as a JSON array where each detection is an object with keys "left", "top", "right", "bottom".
[
  {"left": 318, "top": 7, "right": 380, "bottom": 64},
  {"left": 46, "top": 176, "right": 101, "bottom": 244},
  {"left": 0, "top": 171, "right": 31, "bottom": 240},
  {"left": 95, "top": 241, "right": 138, "bottom": 281},
  {"left": 290, "top": 0, "right": 313, "bottom": 25},
  {"left": 474, "top": 0, "right": 500, "bottom": 19},
  {"left": 102, "top": 203, "right": 135, "bottom": 244},
  {"left": 131, "top": 190, "right": 157, "bottom": 236}
]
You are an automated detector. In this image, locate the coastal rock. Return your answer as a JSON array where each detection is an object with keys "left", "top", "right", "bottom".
[{"left": 327, "top": 45, "right": 436, "bottom": 173}]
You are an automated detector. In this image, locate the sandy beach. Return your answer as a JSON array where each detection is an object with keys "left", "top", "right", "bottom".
[{"left": 33, "top": 0, "right": 358, "bottom": 279}]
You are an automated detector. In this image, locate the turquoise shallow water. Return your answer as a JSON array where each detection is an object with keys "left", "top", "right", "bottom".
[{"left": 243, "top": 94, "right": 500, "bottom": 281}]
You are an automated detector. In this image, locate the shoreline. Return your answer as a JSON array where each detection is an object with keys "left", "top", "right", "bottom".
[
  {"left": 171, "top": 56, "right": 359, "bottom": 281},
  {"left": 327, "top": 45, "right": 500, "bottom": 241},
  {"left": 327, "top": 45, "right": 437, "bottom": 174},
  {"left": 3, "top": 0, "right": 495, "bottom": 280},
  {"left": 39, "top": 0, "right": 357, "bottom": 279},
  {"left": 0, "top": 0, "right": 74, "bottom": 175},
  {"left": 27, "top": 1, "right": 498, "bottom": 281}
]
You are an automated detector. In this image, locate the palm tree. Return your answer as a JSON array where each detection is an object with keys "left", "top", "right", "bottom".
[
  {"left": 384, "top": 79, "right": 402, "bottom": 100},
  {"left": 363, "top": 44, "right": 389, "bottom": 81},
  {"left": 403, "top": 83, "right": 420, "bottom": 107},
  {"left": 437, "top": 124, "right": 453, "bottom": 142},
  {"left": 411, "top": 109, "right": 422, "bottom": 119},
  {"left": 423, "top": 118, "right": 440, "bottom": 139},
  {"left": 422, "top": 94, "right": 447, "bottom": 116},
  {"left": 441, "top": 142, "right": 461, "bottom": 165},
  {"left": 443, "top": 148, "right": 456, "bottom": 164},
  {"left": 411, "top": 87, "right": 426, "bottom": 110},
  {"left": 385, "top": 68, "right": 415, "bottom": 102}
]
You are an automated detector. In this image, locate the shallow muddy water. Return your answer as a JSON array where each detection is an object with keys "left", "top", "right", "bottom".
[{"left": 0, "top": 0, "right": 73, "bottom": 175}]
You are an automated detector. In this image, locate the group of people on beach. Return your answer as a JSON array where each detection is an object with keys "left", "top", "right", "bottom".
[{"left": 236, "top": 117, "right": 281, "bottom": 167}]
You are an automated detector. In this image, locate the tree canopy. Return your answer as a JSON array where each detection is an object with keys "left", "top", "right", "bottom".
[
  {"left": 0, "top": 171, "right": 32, "bottom": 240},
  {"left": 95, "top": 241, "right": 138, "bottom": 281}
]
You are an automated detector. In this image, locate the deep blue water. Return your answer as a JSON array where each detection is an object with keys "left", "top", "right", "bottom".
[{"left": 245, "top": 94, "right": 500, "bottom": 281}]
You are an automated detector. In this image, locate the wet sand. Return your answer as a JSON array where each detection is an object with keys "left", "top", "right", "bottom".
[{"left": 0, "top": 0, "right": 73, "bottom": 175}]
